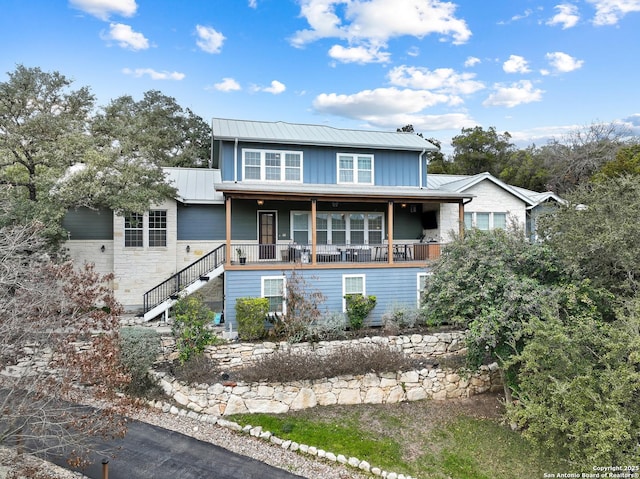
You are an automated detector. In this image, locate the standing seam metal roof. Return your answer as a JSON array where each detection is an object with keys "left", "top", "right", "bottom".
[{"left": 211, "top": 118, "right": 437, "bottom": 151}]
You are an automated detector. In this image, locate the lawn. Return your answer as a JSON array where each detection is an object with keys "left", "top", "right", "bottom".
[{"left": 228, "top": 392, "right": 569, "bottom": 478}]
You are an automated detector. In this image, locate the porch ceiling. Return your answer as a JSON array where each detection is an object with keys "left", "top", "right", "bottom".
[{"left": 215, "top": 181, "right": 474, "bottom": 203}]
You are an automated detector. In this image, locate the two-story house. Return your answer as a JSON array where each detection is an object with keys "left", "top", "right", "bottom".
[{"left": 63, "top": 118, "right": 561, "bottom": 326}]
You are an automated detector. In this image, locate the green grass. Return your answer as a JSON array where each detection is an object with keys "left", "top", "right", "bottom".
[{"left": 228, "top": 398, "right": 569, "bottom": 478}]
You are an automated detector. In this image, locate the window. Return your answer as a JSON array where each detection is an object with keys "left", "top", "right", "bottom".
[
  {"left": 465, "top": 212, "right": 507, "bottom": 231},
  {"left": 343, "top": 274, "right": 365, "bottom": 311},
  {"left": 262, "top": 276, "right": 286, "bottom": 314},
  {"left": 476, "top": 213, "right": 490, "bottom": 231},
  {"left": 417, "top": 272, "right": 432, "bottom": 306},
  {"left": 493, "top": 213, "right": 507, "bottom": 230},
  {"left": 243, "top": 149, "right": 302, "bottom": 182},
  {"left": 292, "top": 211, "right": 385, "bottom": 245},
  {"left": 148, "top": 210, "right": 167, "bottom": 247},
  {"left": 124, "top": 213, "right": 143, "bottom": 247},
  {"left": 337, "top": 154, "right": 374, "bottom": 185}
]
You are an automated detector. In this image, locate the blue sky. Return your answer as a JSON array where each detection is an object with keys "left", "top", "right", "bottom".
[{"left": 1, "top": 0, "right": 639, "bottom": 152}]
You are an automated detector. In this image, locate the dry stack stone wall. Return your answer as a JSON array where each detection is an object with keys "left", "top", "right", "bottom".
[{"left": 155, "top": 331, "right": 502, "bottom": 416}]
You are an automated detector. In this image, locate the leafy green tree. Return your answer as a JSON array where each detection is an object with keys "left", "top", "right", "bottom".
[
  {"left": 499, "top": 146, "right": 551, "bottom": 191},
  {"left": 450, "top": 126, "right": 514, "bottom": 176},
  {"left": 93, "top": 90, "right": 212, "bottom": 168},
  {"left": 593, "top": 143, "right": 640, "bottom": 181},
  {"left": 421, "top": 228, "right": 563, "bottom": 400},
  {"left": 538, "top": 175, "right": 640, "bottom": 297},
  {"left": 0, "top": 65, "right": 175, "bottom": 242},
  {"left": 507, "top": 288, "right": 640, "bottom": 467},
  {"left": 172, "top": 294, "right": 218, "bottom": 363}
]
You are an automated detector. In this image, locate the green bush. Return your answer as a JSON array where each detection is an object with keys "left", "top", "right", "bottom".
[
  {"left": 345, "top": 294, "right": 377, "bottom": 330},
  {"left": 172, "top": 294, "right": 219, "bottom": 363},
  {"left": 120, "top": 326, "right": 162, "bottom": 397},
  {"left": 235, "top": 297, "right": 269, "bottom": 340}
]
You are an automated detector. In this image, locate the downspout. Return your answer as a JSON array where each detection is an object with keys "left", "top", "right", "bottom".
[
  {"left": 233, "top": 138, "right": 238, "bottom": 183},
  {"left": 418, "top": 149, "right": 426, "bottom": 189},
  {"left": 209, "top": 119, "right": 214, "bottom": 169}
]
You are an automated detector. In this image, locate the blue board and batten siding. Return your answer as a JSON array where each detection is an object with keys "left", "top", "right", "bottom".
[
  {"left": 224, "top": 267, "right": 427, "bottom": 328},
  {"left": 177, "top": 205, "right": 226, "bottom": 240},
  {"left": 217, "top": 141, "right": 425, "bottom": 187},
  {"left": 62, "top": 207, "right": 113, "bottom": 239}
]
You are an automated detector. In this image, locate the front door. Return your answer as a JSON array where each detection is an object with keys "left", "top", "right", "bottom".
[{"left": 259, "top": 211, "right": 276, "bottom": 259}]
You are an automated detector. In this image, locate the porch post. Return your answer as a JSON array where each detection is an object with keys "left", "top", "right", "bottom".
[
  {"left": 225, "top": 196, "right": 232, "bottom": 266},
  {"left": 459, "top": 201, "right": 465, "bottom": 238},
  {"left": 311, "top": 199, "right": 317, "bottom": 265},
  {"left": 387, "top": 201, "right": 394, "bottom": 264}
]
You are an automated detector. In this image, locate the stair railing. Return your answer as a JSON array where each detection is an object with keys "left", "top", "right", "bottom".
[{"left": 143, "top": 244, "right": 226, "bottom": 314}]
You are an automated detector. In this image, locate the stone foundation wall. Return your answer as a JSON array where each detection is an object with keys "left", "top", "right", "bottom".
[{"left": 153, "top": 363, "right": 501, "bottom": 417}]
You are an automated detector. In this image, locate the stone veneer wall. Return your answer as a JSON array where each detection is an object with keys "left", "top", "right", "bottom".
[{"left": 154, "top": 331, "right": 502, "bottom": 416}]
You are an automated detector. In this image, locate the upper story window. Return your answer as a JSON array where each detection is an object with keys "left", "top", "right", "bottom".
[
  {"left": 243, "top": 149, "right": 302, "bottom": 182},
  {"left": 337, "top": 154, "right": 374, "bottom": 185}
]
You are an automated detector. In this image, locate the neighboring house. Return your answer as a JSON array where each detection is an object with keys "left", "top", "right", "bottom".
[{"left": 63, "top": 118, "right": 561, "bottom": 327}]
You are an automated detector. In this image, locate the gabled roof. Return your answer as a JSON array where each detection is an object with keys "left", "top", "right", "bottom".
[
  {"left": 211, "top": 118, "right": 437, "bottom": 152},
  {"left": 427, "top": 172, "right": 562, "bottom": 208},
  {"left": 163, "top": 167, "right": 224, "bottom": 204}
]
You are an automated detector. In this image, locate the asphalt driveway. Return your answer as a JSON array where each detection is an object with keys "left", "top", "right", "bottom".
[{"left": 50, "top": 418, "right": 305, "bottom": 479}]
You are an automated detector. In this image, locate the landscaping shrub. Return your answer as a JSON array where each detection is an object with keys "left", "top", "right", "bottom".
[
  {"left": 235, "top": 297, "right": 269, "bottom": 340},
  {"left": 345, "top": 294, "right": 377, "bottom": 330},
  {"left": 382, "top": 303, "right": 427, "bottom": 333},
  {"left": 171, "top": 353, "right": 222, "bottom": 386},
  {"left": 172, "top": 293, "right": 220, "bottom": 363},
  {"left": 120, "top": 326, "right": 163, "bottom": 398},
  {"left": 234, "top": 343, "right": 413, "bottom": 383}
]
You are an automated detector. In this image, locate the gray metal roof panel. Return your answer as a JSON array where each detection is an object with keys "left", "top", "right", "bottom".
[
  {"left": 163, "top": 167, "right": 224, "bottom": 204},
  {"left": 211, "top": 118, "right": 437, "bottom": 151}
]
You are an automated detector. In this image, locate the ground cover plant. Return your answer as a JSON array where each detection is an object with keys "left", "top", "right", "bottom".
[{"left": 228, "top": 393, "right": 570, "bottom": 478}]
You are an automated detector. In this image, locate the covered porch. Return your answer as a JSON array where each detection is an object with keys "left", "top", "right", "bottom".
[{"left": 217, "top": 183, "right": 472, "bottom": 270}]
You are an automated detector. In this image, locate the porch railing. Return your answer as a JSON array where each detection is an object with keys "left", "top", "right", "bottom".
[
  {"left": 230, "top": 242, "right": 442, "bottom": 265},
  {"left": 143, "top": 244, "right": 226, "bottom": 313}
]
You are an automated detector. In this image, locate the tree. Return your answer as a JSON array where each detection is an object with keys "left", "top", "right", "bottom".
[
  {"left": 0, "top": 65, "right": 176, "bottom": 242},
  {"left": 450, "top": 126, "right": 514, "bottom": 176},
  {"left": 593, "top": 143, "right": 640, "bottom": 181},
  {"left": 499, "top": 146, "right": 551, "bottom": 191},
  {"left": 93, "top": 90, "right": 212, "bottom": 168},
  {"left": 421, "top": 227, "right": 563, "bottom": 401},
  {"left": 0, "top": 220, "right": 134, "bottom": 467},
  {"left": 538, "top": 174, "right": 640, "bottom": 297},
  {"left": 542, "top": 122, "right": 629, "bottom": 193}
]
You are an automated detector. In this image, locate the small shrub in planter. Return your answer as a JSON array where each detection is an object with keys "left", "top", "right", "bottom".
[
  {"left": 235, "top": 297, "right": 269, "bottom": 340},
  {"left": 345, "top": 294, "right": 377, "bottom": 330}
]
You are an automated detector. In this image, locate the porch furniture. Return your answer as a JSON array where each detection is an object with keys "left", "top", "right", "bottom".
[{"left": 316, "top": 251, "right": 341, "bottom": 263}]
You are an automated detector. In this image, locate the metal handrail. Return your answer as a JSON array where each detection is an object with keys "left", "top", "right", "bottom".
[{"left": 142, "top": 244, "right": 226, "bottom": 313}]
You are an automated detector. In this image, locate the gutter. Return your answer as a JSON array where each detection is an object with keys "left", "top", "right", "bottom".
[
  {"left": 233, "top": 138, "right": 238, "bottom": 183},
  {"left": 418, "top": 148, "right": 426, "bottom": 189}
]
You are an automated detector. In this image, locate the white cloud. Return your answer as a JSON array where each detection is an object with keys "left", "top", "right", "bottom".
[
  {"left": 122, "top": 68, "right": 185, "bottom": 80},
  {"left": 407, "top": 46, "right": 420, "bottom": 57},
  {"left": 252, "top": 80, "right": 286, "bottom": 94},
  {"left": 213, "top": 78, "right": 241, "bottom": 92},
  {"left": 587, "top": 0, "right": 640, "bottom": 25},
  {"left": 195, "top": 25, "right": 225, "bottom": 54},
  {"left": 388, "top": 65, "right": 484, "bottom": 95},
  {"left": 313, "top": 87, "right": 451, "bottom": 118},
  {"left": 248, "top": 0, "right": 257, "bottom": 7},
  {"left": 503, "top": 55, "right": 531, "bottom": 74},
  {"left": 483, "top": 80, "right": 544, "bottom": 108},
  {"left": 464, "top": 56, "right": 481, "bottom": 67},
  {"left": 546, "top": 51, "right": 584, "bottom": 72},
  {"left": 69, "top": 0, "right": 137, "bottom": 20},
  {"left": 290, "top": 0, "right": 471, "bottom": 63},
  {"left": 547, "top": 3, "right": 580, "bottom": 28},
  {"left": 328, "top": 44, "right": 390, "bottom": 64},
  {"left": 102, "top": 23, "right": 149, "bottom": 50}
]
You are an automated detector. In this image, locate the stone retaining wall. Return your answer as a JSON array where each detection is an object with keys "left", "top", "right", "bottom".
[
  {"left": 153, "top": 363, "right": 501, "bottom": 417},
  {"left": 160, "top": 330, "right": 467, "bottom": 368}
]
